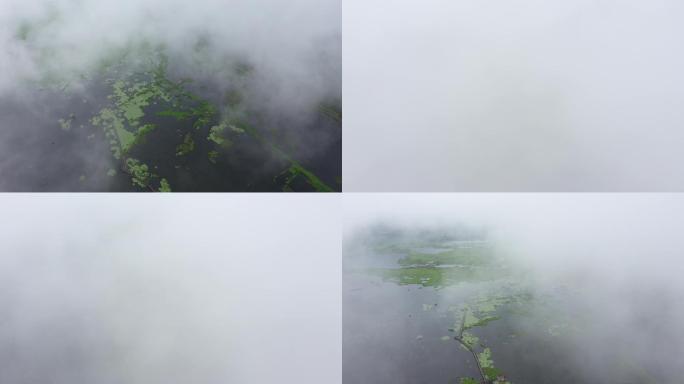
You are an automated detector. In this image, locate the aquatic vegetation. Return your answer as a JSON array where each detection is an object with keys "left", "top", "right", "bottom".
[
  {"left": 58, "top": 113, "right": 75, "bottom": 131},
  {"left": 159, "top": 178, "right": 172, "bottom": 192},
  {"left": 478, "top": 351, "right": 507, "bottom": 383},
  {"left": 348, "top": 224, "right": 661, "bottom": 384},
  {"left": 175, "top": 133, "right": 195, "bottom": 156},
  {"left": 13, "top": 18, "right": 340, "bottom": 191},
  {"left": 398, "top": 247, "right": 494, "bottom": 267},
  {"left": 91, "top": 107, "right": 133, "bottom": 159},
  {"left": 207, "top": 123, "right": 228, "bottom": 146},
  {"left": 460, "top": 332, "right": 479, "bottom": 349},
  {"left": 478, "top": 348, "right": 494, "bottom": 370},
  {"left": 276, "top": 163, "right": 334, "bottom": 192},
  {"left": 359, "top": 233, "right": 520, "bottom": 383},
  {"left": 79, "top": 54, "right": 339, "bottom": 191},
  {"left": 370, "top": 265, "right": 509, "bottom": 288},
  {"left": 371, "top": 267, "right": 443, "bottom": 287},
  {"left": 125, "top": 158, "right": 150, "bottom": 188}
]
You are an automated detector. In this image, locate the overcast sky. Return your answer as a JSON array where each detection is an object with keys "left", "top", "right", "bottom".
[
  {"left": 0, "top": 194, "right": 341, "bottom": 384},
  {"left": 344, "top": 0, "right": 684, "bottom": 191}
]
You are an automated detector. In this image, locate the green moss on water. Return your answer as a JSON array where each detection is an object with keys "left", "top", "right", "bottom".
[
  {"left": 209, "top": 118, "right": 248, "bottom": 147},
  {"left": 126, "top": 158, "right": 150, "bottom": 188},
  {"left": 208, "top": 122, "right": 228, "bottom": 145},
  {"left": 279, "top": 162, "right": 334, "bottom": 193},
  {"left": 357, "top": 234, "right": 524, "bottom": 384},
  {"left": 463, "top": 309, "right": 481, "bottom": 329},
  {"left": 483, "top": 366, "right": 502, "bottom": 381},
  {"left": 159, "top": 178, "right": 172, "bottom": 192},
  {"left": 176, "top": 132, "right": 195, "bottom": 156},
  {"left": 478, "top": 348, "right": 494, "bottom": 368},
  {"left": 462, "top": 306, "right": 501, "bottom": 330},
  {"left": 371, "top": 265, "right": 507, "bottom": 288},
  {"left": 477, "top": 348, "right": 507, "bottom": 382},
  {"left": 376, "top": 267, "right": 444, "bottom": 287},
  {"left": 191, "top": 100, "right": 216, "bottom": 130},
  {"left": 91, "top": 108, "right": 134, "bottom": 158},
  {"left": 58, "top": 113, "right": 74, "bottom": 131},
  {"left": 398, "top": 247, "right": 493, "bottom": 267},
  {"left": 129, "top": 124, "right": 156, "bottom": 148},
  {"left": 157, "top": 108, "right": 193, "bottom": 120},
  {"left": 111, "top": 80, "right": 159, "bottom": 127},
  {"left": 461, "top": 332, "right": 479, "bottom": 348},
  {"left": 47, "top": 46, "right": 335, "bottom": 191},
  {"left": 476, "top": 297, "right": 507, "bottom": 313}
]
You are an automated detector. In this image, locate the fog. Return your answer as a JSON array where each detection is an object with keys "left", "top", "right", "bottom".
[
  {"left": 0, "top": 0, "right": 341, "bottom": 191},
  {"left": 0, "top": 0, "right": 340, "bottom": 107},
  {"left": 344, "top": 193, "right": 684, "bottom": 382},
  {"left": 0, "top": 194, "right": 341, "bottom": 384},
  {"left": 344, "top": 0, "right": 684, "bottom": 191}
]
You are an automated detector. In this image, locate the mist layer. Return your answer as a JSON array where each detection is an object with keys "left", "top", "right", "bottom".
[
  {"left": 0, "top": 194, "right": 341, "bottom": 384},
  {"left": 344, "top": 0, "right": 684, "bottom": 191}
]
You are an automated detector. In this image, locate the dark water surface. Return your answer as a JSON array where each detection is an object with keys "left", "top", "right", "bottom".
[
  {"left": 343, "top": 240, "right": 668, "bottom": 384},
  {"left": 0, "top": 68, "right": 341, "bottom": 191}
]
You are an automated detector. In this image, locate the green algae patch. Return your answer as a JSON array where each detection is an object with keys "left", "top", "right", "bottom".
[
  {"left": 469, "top": 315, "right": 500, "bottom": 328},
  {"left": 58, "top": 113, "right": 75, "bottom": 131},
  {"left": 159, "top": 178, "right": 172, "bottom": 192},
  {"left": 478, "top": 348, "right": 494, "bottom": 369},
  {"left": 208, "top": 122, "right": 228, "bottom": 145},
  {"left": 278, "top": 162, "right": 334, "bottom": 192},
  {"left": 463, "top": 309, "right": 481, "bottom": 329},
  {"left": 129, "top": 124, "right": 156, "bottom": 148},
  {"left": 398, "top": 247, "right": 494, "bottom": 267},
  {"left": 476, "top": 341, "right": 506, "bottom": 382},
  {"left": 91, "top": 108, "right": 134, "bottom": 159},
  {"left": 176, "top": 133, "right": 195, "bottom": 156},
  {"left": 462, "top": 306, "right": 501, "bottom": 330},
  {"left": 126, "top": 158, "right": 150, "bottom": 188},
  {"left": 111, "top": 79, "right": 164, "bottom": 127},
  {"left": 361, "top": 235, "right": 518, "bottom": 383},
  {"left": 35, "top": 43, "right": 337, "bottom": 191},
  {"left": 157, "top": 108, "right": 193, "bottom": 120},
  {"left": 96, "top": 60, "right": 330, "bottom": 191},
  {"left": 461, "top": 332, "right": 479, "bottom": 349},
  {"left": 460, "top": 378, "right": 478, "bottom": 384},
  {"left": 371, "top": 265, "right": 508, "bottom": 288},
  {"left": 374, "top": 267, "right": 445, "bottom": 287},
  {"left": 483, "top": 366, "right": 503, "bottom": 381}
]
